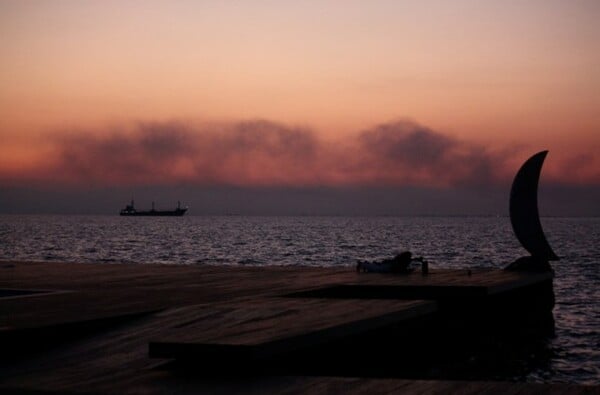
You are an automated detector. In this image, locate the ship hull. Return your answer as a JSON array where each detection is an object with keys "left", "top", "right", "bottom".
[{"left": 120, "top": 209, "right": 187, "bottom": 217}]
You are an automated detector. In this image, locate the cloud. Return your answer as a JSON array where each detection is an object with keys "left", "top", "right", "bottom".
[
  {"left": 137, "top": 122, "right": 196, "bottom": 160},
  {"left": 352, "top": 120, "right": 509, "bottom": 187},
  {"left": 194, "top": 120, "right": 319, "bottom": 185},
  {"left": 50, "top": 121, "right": 197, "bottom": 185},
  {"left": 43, "top": 119, "right": 320, "bottom": 186},
  {"left": 6, "top": 118, "right": 597, "bottom": 189},
  {"left": 359, "top": 121, "right": 455, "bottom": 169},
  {"left": 555, "top": 153, "right": 600, "bottom": 185}
]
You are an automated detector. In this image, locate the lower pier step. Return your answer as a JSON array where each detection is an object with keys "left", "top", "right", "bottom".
[{"left": 149, "top": 298, "right": 436, "bottom": 363}]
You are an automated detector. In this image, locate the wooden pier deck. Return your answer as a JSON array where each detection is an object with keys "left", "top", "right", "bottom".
[
  {"left": 148, "top": 298, "right": 435, "bottom": 362},
  {"left": 0, "top": 261, "right": 595, "bottom": 394}
]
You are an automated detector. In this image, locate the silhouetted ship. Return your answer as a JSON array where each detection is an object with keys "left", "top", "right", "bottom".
[{"left": 120, "top": 200, "right": 188, "bottom": 216}]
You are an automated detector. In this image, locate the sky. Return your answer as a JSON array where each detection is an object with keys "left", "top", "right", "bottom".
[{"left": 1, "top": 1, "right": 599, "bottom": 215}]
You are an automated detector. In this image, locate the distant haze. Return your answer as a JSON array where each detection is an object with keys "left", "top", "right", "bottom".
[{"left": 2, "top": 183, "right": 598, "bottom": 217}]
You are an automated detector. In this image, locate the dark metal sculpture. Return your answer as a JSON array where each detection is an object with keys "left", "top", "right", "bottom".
[{"left": 509, "top": 150, "right": 558, "bottom": 261}]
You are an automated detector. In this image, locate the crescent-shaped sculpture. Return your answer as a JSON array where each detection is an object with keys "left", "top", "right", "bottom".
[{"left": 509, "top": 150, "right": 558, "bottom": 261}]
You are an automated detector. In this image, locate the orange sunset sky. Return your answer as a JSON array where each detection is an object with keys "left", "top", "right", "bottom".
[{"left": 1, "top": 1, "right": 599, "bottom": 214}]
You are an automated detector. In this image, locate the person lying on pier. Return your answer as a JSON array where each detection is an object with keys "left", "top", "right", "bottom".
[{"left": 356, "top": 251, "right": 425, "bottom": 273}]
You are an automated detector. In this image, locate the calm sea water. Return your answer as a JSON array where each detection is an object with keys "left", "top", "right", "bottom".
[{"left": 0, "top": 215, "right": 598, "bottom": 384}]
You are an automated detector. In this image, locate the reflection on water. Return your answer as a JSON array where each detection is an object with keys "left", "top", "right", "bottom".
[
  {"left": 0, "top": 216, "right": 530, "bottom": 267},
  {"left": 0, "top": 215, "right": 598, "bottom": 384}
]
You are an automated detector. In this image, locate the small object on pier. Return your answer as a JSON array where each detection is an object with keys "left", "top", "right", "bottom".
[
  {"left": 421, "top": 260, "right": 429, "bottom": 276},
  {"left": 467, "top": 269, "right": 472, "bottom": 276}
]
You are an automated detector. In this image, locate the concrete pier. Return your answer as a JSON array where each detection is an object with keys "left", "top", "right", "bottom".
[{"left": 0, "top": 261, "right": 593, "bottom": 394}]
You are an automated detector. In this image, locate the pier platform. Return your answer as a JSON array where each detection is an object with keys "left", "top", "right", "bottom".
[{"left": 0, "top": 261, "right": 595, "bottom": 394}]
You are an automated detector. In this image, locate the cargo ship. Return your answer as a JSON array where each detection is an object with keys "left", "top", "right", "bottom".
[{"left": 119, "top": 200, "right": 188, "bottom": 216}]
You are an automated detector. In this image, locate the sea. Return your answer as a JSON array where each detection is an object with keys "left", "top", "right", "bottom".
[{"left": 0, "top": 215, "right": 598, "bottom": 385}]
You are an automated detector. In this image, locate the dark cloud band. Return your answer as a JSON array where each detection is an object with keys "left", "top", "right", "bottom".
[{"left": 6, "top": 118, "right": 596, "bottom": 189}]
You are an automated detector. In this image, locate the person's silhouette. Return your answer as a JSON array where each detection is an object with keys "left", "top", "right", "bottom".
[{"left": 357, "top": 251, "right": 424, "bottom": 273}]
